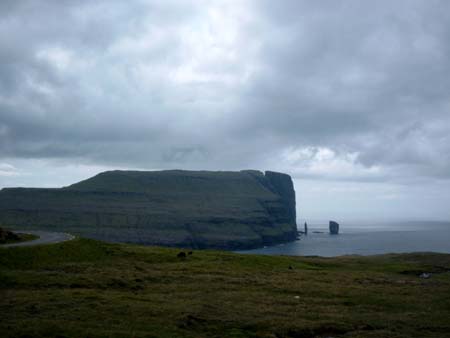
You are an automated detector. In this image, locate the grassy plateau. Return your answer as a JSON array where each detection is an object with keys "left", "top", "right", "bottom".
[{"left": 1, "top": 238, "right": 450, "bottom": 337}]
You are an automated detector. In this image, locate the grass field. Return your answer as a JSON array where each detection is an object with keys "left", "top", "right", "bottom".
[{"left": 1, "top": 238, "right": 450, "bottom": 337}]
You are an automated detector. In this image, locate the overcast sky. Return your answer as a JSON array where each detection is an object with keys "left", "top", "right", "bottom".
[{"left": 1, "top": 0, "right": 450, "bottom": 221}]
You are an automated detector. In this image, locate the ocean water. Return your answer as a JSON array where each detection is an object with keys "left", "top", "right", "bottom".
[{"left": 239, "top": 220, "right": 450, "bottom": 257}]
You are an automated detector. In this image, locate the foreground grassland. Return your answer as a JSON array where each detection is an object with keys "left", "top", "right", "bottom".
[{"left": 1, "top": 239, "right": 450, "bottom": 337}]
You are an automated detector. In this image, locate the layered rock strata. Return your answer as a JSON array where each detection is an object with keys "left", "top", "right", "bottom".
[{"left": 0, "top": 170, "right": 297, "bottom": 249}]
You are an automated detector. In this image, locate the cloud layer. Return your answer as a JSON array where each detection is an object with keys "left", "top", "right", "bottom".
[{"left": 1, "top": 1, "right": 450, "bottom": 219}]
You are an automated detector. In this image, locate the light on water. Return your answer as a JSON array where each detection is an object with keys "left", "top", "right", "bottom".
[{"left": 239, "top": 221, "right": 450, "bottom": 256}]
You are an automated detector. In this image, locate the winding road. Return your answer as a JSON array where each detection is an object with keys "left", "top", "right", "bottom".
[{"left": 0, "top": 230, "right": 75, "bottom": 248}]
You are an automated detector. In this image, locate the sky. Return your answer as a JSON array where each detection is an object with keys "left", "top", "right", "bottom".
[{"left": 1, "top": 0, "right": 450, "bottom": 221}]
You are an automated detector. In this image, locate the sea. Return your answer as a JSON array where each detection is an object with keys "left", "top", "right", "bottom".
[{"left": 238, "top": 220, "right": 450, "bottom": 257}]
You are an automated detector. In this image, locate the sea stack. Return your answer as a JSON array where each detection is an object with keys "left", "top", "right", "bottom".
[
  {"left": 304, "top": 222, "right": 308, "bottom": 235},
  {"left": 329, "top": 221, "right": 339, "bottom": 235}
]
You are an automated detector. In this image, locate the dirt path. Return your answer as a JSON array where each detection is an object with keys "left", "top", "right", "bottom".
[{"left": 0, "top": 231, "right": 75, "bottom": 248}]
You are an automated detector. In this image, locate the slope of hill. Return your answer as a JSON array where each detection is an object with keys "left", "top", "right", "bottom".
[
  {"left": 1, "top": 238, "right": 449, "bottom": 337},
  {"left": 0, "top": 170, "right": 297, "bottom": 249}
]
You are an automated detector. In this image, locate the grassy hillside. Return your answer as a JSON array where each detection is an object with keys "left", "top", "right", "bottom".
[
  {"left": 1, "top": 239, "right": 450, "bottom": 337},
  {"left": 0, "top": 170, "right": 297, "bottom": 249}
]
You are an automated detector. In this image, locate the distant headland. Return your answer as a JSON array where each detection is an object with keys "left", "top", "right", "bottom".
[{"left": 0, "top": 170, "right": 298, "bottom": 250}]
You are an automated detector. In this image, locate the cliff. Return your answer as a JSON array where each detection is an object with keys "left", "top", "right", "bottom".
[
  {"left": 0, "top": 227, "right": 20, "bottom": 243},
  {"left": 0, "top": 170, "right": 297, "bottom": 249}
]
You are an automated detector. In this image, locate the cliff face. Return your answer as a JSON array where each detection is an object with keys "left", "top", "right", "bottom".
[
  {"left": 265, "top": 171, "right": 297, "bottom": 225},
  {"left": 0, "top": 170, "right": 297, "bottom": 249}
]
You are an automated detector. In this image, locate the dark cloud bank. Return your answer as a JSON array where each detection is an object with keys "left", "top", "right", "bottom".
[{"left": 1, "top": 0, "right": 450, "bottom": 219}]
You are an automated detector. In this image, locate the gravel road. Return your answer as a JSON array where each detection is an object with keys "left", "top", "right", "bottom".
[{"left": 0, "top": 231, "right": 75, "bottom": 248}]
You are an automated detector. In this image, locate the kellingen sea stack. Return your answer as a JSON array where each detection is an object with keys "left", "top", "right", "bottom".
[
  {"left": 329, "top": 220, "right": 339, "bottom": 235},
  {"left": 0, "top": 170, "right": 297, "bottom": 250}
]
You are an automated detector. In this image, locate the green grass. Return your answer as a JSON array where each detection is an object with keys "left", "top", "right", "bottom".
[{"left": 1, "top": 239, "right": 450, "bottom": 337}]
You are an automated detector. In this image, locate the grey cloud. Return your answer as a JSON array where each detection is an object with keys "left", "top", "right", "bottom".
[
  {"left": 1, "top": 0, "right": 450, "bottom": 184},
  {"left": 235, "top": 1, "right": 450, "bottom": 179}
]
